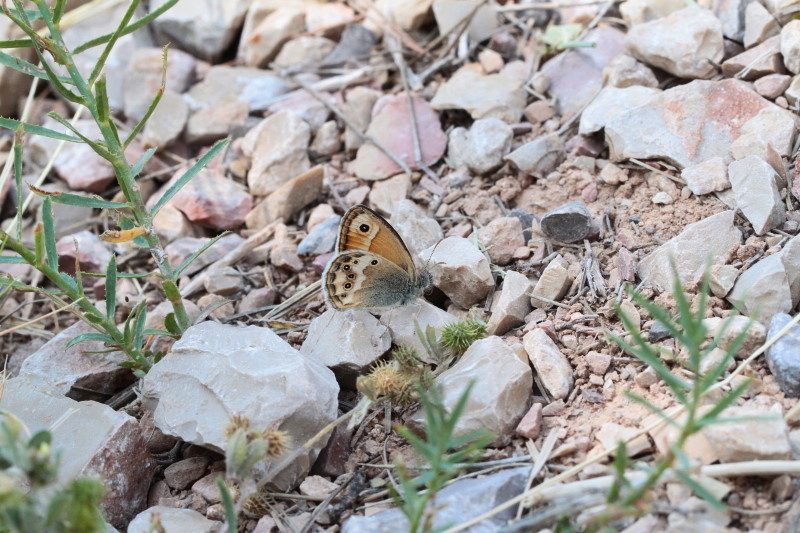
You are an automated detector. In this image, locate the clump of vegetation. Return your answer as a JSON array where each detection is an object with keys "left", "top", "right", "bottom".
[
  {"left": 390, "top": 383, "right": 493, "bottom": 533},
  {"left": 0, "top": 413, "right": 106, "bottom": 533},
  {"left": 581, "top": 272, "right": 752, "bottom": 530},
  {"left": 0, "top": 0, "right": 224, "bottom": 375},
  {"left": 414, "top": 313, "right": 487, "bottom": 368}
]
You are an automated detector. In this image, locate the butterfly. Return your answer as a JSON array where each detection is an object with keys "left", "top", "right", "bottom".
[{"left": 322, "top": 204, "right": 432, "bottom": 310}]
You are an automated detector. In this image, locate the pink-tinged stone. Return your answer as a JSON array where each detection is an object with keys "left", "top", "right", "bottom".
[
  {"left": 536, "top": 26, "right": 625, "bottom": 117},
  {"left": 616, "top": 247, "right": 636, "bottom": 282},
  {"left": 721, "top": 35, "right": 786, "bottom": 80},
  {"left": 516, "top": 402, "right": 543, "bottom": 439},
  {"left": 123, "top": 46, "right": 197, "bottom": 121},
  {"left": 754, "top": 73, "right": 792, "bottom": 100},
  {"left": 582, "top": 181, "right": 598, "bottom": 203},
  {"left": 605, "top": 79, "right": 798, "bottom": 168},
  {"left": 56, "top": 230, "right": 112, "bottom": 277},
  {"left": 350, "top": 93, "right": 446, "bottom": 181},
  {"left": 171, "top": 167, "right": 252, "bottom": 230}
]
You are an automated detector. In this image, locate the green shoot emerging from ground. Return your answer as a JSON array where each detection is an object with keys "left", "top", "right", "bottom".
[
  {"left": 0, "top": 413, "right": 105, "bottom": 533},
  {"left": 390, "top": 383, "right": 493, "bottom": 533},
  {"left": 588, "top": 272, "right": 752, "bottom": 529}
]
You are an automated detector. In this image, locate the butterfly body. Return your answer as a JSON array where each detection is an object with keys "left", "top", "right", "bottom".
[{"left": 323, "top": 205, "right": 431, "bottom": 310}]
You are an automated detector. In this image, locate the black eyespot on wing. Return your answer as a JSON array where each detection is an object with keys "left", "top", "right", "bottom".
[
  {"left": 347, "top": 274, "right": 355, "bottom": 279},
  {"left": 371, "top": 259, "right": 378, "bottom": 265},
  {"left": 359, "top": 223, "right": 370, "bottom": 232},
  {"left": 343, "top": 265, "right": 350, "bottom": 271},
  {"left": 353, "top": 260, "right": 359, "bottom": 264},
  {"left": 344, "top": 282, "right": 352, "bottom": 289}
]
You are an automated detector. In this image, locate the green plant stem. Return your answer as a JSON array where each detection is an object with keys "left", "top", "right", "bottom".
[{"left": 0, "top": 229, "right": 150, "bottom": 370}]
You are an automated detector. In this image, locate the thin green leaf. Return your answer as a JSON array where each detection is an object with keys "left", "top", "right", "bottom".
[
  {"left": 673, "top": 469, "right": 725, "bottom": 510},
  {"left": 175, "top": 231, "right": 230, "bottom": 277},
  {"left": 28, "top": 429, "right": 52, "bottom": 448},
  {"left": 46, "top": 112, "right": 111, "bottom": 159},
  {"left": 216, "top": 478, "right": 238, "bottom": 533},
  {"left": 0, "top": 255, "right": 24, "bottom": 263},
  {"left": 164, "top": 312, "right": 180, "bottom": 335},
  {"left": 13, "top": 127, "right": 23, "bottom": 240},
  {"left": 88, "top": 0, "right": 139, "bottom": 85},
  {"left": 149, "top": 139, "right": 229, "bottom": 216},
  {"left": 141, "top": 328, "right": 176, "bottom": 337},
  {"left": 0, "top": 49, "right": 72, "bottom": 83},
  {"left": 46, "top": 192, "right": 128, "bottom": 209},
  {"left": 133, "top": 303, "right": 147, "bottom": 352},
  {"left": 41, "top": 197, "right": 58, "bottom": 270},
  {"left": 105, "top": 255, "right": 117, "bottom": 320},
  {"left": 95, "top": 75, "right": 110, "bottom": 124},
  {"left": 65, "top": 332, "right": 115, "bottom": 349},
  {"left": 696, "top": 380, "right": 752, "bottom": 425},
  {"left": 130, "top": 147, "right": 156, "bottom": 178},
  {"left": 73, "top": 0, "right": 180, "bottom": 53},
  {"left": 52, "top": 0, "right": 65, "bottom": 23},
  {"left": 0, "top": 116, "right": 80, "bottom": 141},
  {"left": 0, "top": 38, "right": 34, "bottom": 48}
]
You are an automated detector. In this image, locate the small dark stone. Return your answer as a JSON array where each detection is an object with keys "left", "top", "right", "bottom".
[
  {"left": 540, "top": 201, "right": 592, "bottom": 243},
  {"left": 312, "top": 422, "right": 352, "bottom": 478},
  {"left": 164, "top": 456, "right": 210, "bottom": 490},
  {"left": 767, "top": 313, "right": 800, "bottom": 397},
  {"left": 508, "top": 208, "right": 536, "bottom": 243},
  {"left": 322, "top": 24, "right": 378, "bottom": 67},
  {"left": 648, "top": 321, "right": 672, "bottom": 343}
]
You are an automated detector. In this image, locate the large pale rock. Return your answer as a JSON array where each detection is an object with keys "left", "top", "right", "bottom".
[
  {"left": 711, "top": 0, "right": 756, "bottom": 42},
  {"left": 779, "top": 21, "right": 800, "bottom": 77},
  {"left": 274, "top": 35, "right": 336, "bottom": 69},
  {"left": 241, "top": 111, "right": 311, "bottom": 196},
  {"left": 531, "top": 254, "right": 572, "bottom": 308},
  {"left": 579, "top": 86, "right": 660, "bottom": 134},
  {"left": 639, "top": 211, "right": 742, "bottom": 290},
  {"left": 536, "top": 26, "right": 626, "bottom": 117},
  {"left": 186, "top": 99, "right": 250, "bottom": 144},
  {"left": 422, "top": 237, "right": 494, "bottom": 309},
  {"left": 728, "top": 235, "right": 800, "bottom": 323},
  {"left": 379, "top": 301, "right": 458, "bottom": 364},
  {"left": 447, "top": 118, "right": 514, "bottom": 175},
  {"left": 523, "top": 328, "right": 573, "bottom": 400},
  {"left": 185, "top": 66, "right": 290, "bottom": 113},
  {"left": 150, "top": 0, "right": 250, "bottom": 62},
  {"left": 605, "top": 79, "right": 797, "bottom": 169},
  {"left": 368, "top": 174, "right": 411, "bottom": 216},
  {"left": 487, "top": 271, "right": 533, "bottom": 336},
  {"left": 141, "top": 322, "right": 339, "bottom": 490},
  {"left": 703, "top": 403, "right": 791, "bottom": 462},
  {"left": 300, "top": 309, "right": 391, "bottom": 374},
  {"left": 431, "top": 0, "right": 500, "bottom": 41},
  {"left": 602, "top": 54, "right": 659, "bottom": 88},
  {"left": 351, "top": 94, "right": 446, "bottom": 181},
  {"left": 408, "top": 337, "right": 532, "bottom": 445},
  {"left": 728, "top": 156, "right": 785, "bottom": 235},
  {"left": 266, "top": 89, "right": 334, "bottom": 132},
  {"left": 245, "top": 166, "right": 323, "bottom": 229},
  {"left": 19, "top": 321, "right": 133, "bottom": 397},
  {"left": 625, "top": 6, "right": 723, "bottom": 79},
  {"left": 390, "top": 200, "right": 444, "bottom": 259},
  {"left": 0, "top": 376, "right": 155, "bottom": 529},
  {"left": 342, "top": 467, "right": 530, "bottom": 533},
  {"left": 128, "top": 506, "right": 217, "bottom": 533},
  {"left": 431, "top": 65, "right": 526, "bottom": 123}
]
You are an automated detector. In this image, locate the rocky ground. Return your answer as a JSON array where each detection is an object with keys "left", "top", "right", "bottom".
[{"left": 2, "top": 0, "right": 800, "bottom": 532}]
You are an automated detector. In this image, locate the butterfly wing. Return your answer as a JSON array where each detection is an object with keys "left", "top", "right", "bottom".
[
  {"left": 337, "top": 205, "right": 416, "bottom": 275},
  {"left": 323, "top": 250, "right": 415, "bottom": 309}
]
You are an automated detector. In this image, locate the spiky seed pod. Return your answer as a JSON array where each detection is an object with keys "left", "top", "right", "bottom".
[
  {"left": 260, "top": 428, "right": 292, "bottom": 458},
  {"left": 243, "top": 492, "right": 275, "bottom": 518},
  {"left": 440, "top": 316, "right": 487, "bottom": 356},
  {"left": 223, "top": 414, "right": 251, "bottom": 439}
]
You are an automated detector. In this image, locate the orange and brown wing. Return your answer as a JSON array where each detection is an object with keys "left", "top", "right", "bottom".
[{"left": 336, "top": 205, "right": 416, "bottom": 275}]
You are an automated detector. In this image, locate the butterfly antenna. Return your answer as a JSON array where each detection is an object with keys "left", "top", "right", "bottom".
[{"left": 422, "top": 238, "right": 444, "bottom": 270}]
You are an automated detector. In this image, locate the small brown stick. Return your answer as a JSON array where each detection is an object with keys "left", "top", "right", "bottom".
[
  {"left": 288, "top": 73, "right": 413, "bottom": 177},
  {"left": 348, "top": 0, "right": 428, "bottom": 57},
  {"left": 629, "top": 157, "right": 687, "bottom": 185},
  {"left": 0, "top": 297, "right": 84, "bottom": 337}
]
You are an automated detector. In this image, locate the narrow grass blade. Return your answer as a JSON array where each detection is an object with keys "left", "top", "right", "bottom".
[
  {"left": 130, "top": 147, "right": 156, "bottom": 178},
  {"left": 13, "top": 127, "right": 23, "bottom": 240},
  {"left": 0, "top": 50, "right": 72, "bottom": 83},
  {"left": 88, "top": 0, "right": 139, "bottom": 85},
  {"left": 175, "top": 231, "right": 230, "bottom": 277},
  {"left": 65, "top": 332, "right": 115, "bottom": 349},
  {"left": 41, "top": 197, "right": 58, "bottom": 270},
  {"left": 0, "top": 255, "right": 24, "bottom": 263},
  {"left": 149, "top": 139, "right": 228, "bottom": 216},
  {"left": 46, "top": 192, "right": 128, "bottom": 209},
  {"left": 673, "top": 469, "right": 724, "bottom": 510},
  {"left": 105, "top": 255, "right": 117, "bottom": 320},
  {"left": 47, "top": 113, "right": 111, "bottom": 159},
  {"left": 0, "top": 117, "right": 80, "bottom": 141},
  {"left": 123, "top": 44, "right": 167, "bottom": 149},
  {"left": 73, "top": 0, "right": 180, "bottom": 54},
  {"left": 608, "top": 330, "right": 689, "bottom": 402},
  {"left": 696, "top": 380, "right": 752, "bottom": 426}
]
